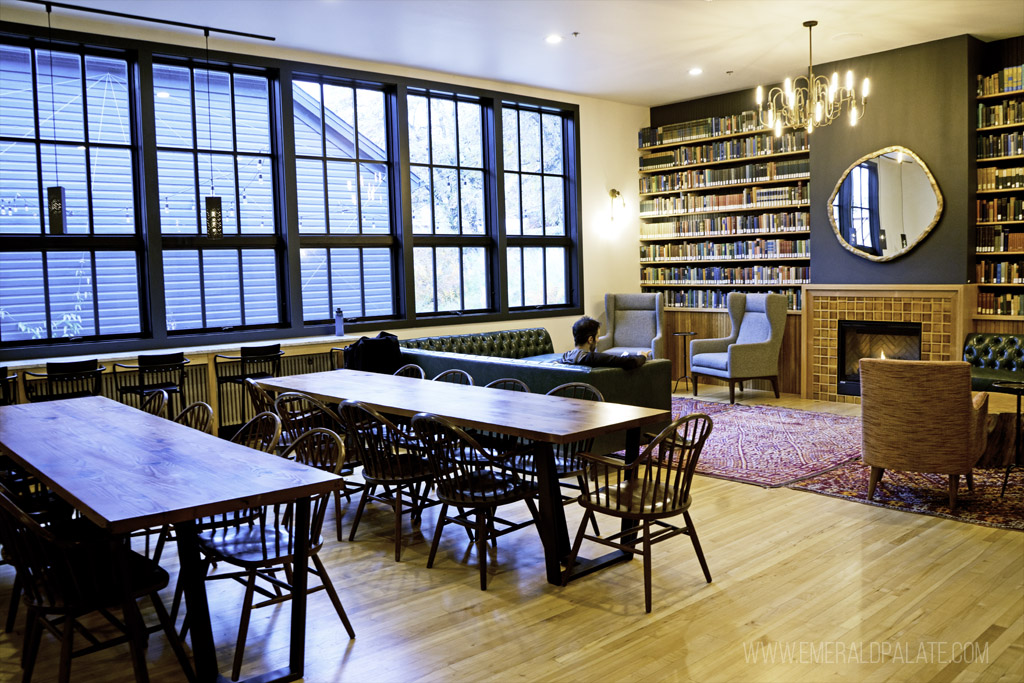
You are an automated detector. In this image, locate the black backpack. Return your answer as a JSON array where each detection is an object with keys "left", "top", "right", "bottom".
[{"left": 342, "top": 331, "right": 403, "bottom": 374}]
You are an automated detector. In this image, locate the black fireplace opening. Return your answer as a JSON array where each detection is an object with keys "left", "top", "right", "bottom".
[{"left": 837, "top": 320, "right": 922, "bottom": 396}]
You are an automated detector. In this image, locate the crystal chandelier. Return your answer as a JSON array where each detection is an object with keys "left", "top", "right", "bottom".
[{"left": 755, "top": 20, "right": 869, "bottom": 136}]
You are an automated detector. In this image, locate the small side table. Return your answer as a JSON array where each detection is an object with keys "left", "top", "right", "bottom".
[
  {"left": 672, "top": 331, "right": 697, "bottom": 393},
  {"left": 992, "top": 380, "right": 1024, "bottom": 497}
]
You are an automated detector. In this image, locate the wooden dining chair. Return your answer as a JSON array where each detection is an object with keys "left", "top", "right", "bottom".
[
  {"left": 172, "top": 401, "right": 214, "bottom": 434},
  {"left": 339, "top": 400, "right": 435, "bottom": 561},
  {"left": 562, "top": 413, "right": 714, "bottom": 613},
  {"left": 0, "top": 367, "right": 18, "bottom": 406},
  {"left": 483, "top": 377, "right": 531, "bottom": 393},
  {"left": 507, "top": 382, "right": 604, "bottom": 534},
  {"left": 275, "top": 392, "right": 361, "bottom": 539},
  {"left": 139, "top": 389, "right": 168, "bottom": 418},
  {"left": 231, "top": 411, "right": 282, "bottom": 453},
  {"left": 394, "top": 363, "right": 425, "bottom": 379},
  {"left": 195, "top": 491, "right": 354, "bottom": 681},
  {"left": 0, "top": 489, "right": 195, "bottom": 683},
  {"left": 432, "top": 369, "right": 474, "bottom": 385},
  {"left": 411, "top": 413, "right": 538, "bottom": 590},
  {"left": 23, "top": 360, "right": 105, "bottom": 403},
  {"left": 113, "top": 352, "right": 189, "bottom": 416}
]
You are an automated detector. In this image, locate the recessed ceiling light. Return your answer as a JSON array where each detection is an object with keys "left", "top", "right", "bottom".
[
  {"left": 546, "top": 34, "right": 563, "bottom": 45},
  {"left": 156, "top": 91, "right": 170, "bottom": 98},
  {"left": 689, "top": 67, "right": 703, "bottom": 76}
]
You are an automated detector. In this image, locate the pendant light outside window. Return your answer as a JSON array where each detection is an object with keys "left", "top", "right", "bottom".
[
  {"left": 203, "top": 29, "right": 223, "bottom": 239},
  {"left": 44, "top": 3, "right": 65, "bottom": 235}
]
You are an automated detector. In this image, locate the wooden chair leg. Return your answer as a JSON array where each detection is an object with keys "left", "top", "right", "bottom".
[
  {"left": 311, "top": 554, "right": 355, "bottom": 639},
  {"left": 231, "top": 570, "right": 259, "bottom": 682},
  {"left": 684, "top": 511, "right": 712, "bottom": 583},
  {"left": 966, "top": 471, "right": 974, "bottom": 492},
  {"left": 691, "top": 374, "right": 698, "bottom": 396},
  {"left": 347, "top": 486, "right": 372, "bottom": 542},
  {"left": 867, "top": 467, "right": 884, "bottom": 500},
  {"left": 949, "top": 474, "right": 959, "bottom": 510},
  {"left": 770, "top": 376, "right": 780, "bottom": 398},
  {"left": 22, "top": 609, "right": 42, "bottom": 677},
  {"left": 393, "top": 489, "right": 404, "bottom": 562},
  {"left": 149, "top": 592, "right": 197, "bottom": 683},
  {"left": 58, "top": 609, "right": 75, "bottom": 683},
  {"left": 4, "top": 571, "right": 20, "bottom": 633},
  {"left": 476, "top": 508, "right": 489, "bottom": 590},
  {"left": 642, "top": 520, "right": 653, "bottom": 613},
  {"left": 728, "top": 381, "right": 736, "bottom": 404},
  {"left": 426, "top": 503, "right": 448, "bottom": 569}
]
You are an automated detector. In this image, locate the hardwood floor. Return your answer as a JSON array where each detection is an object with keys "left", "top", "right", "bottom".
[{"left": 1, "top": 388, "right": 1021, "bottom": 682}]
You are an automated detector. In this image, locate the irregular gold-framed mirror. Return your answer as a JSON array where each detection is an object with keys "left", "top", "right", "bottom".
[{"left": 828, "top": 146, "right": 943, "bottom": 262}]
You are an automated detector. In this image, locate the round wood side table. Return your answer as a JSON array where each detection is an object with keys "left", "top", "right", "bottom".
[{"left": 673, "top": 331, "right": 697, "bottom": 393}]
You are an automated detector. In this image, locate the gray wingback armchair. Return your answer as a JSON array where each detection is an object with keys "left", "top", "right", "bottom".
[
  {"left": 596, "top": 293, "right": 665, "bottom": 359},
  {"left": 689, "top": 292, "right": 787, "bottom": 403}
]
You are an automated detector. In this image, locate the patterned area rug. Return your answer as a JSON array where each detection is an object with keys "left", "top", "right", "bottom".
[
  {"left": 672, "top": 397, "right": 862, "bottom": 488},
  {"left": 786, "top": 461, "right": 1024, "bottom": 531}
]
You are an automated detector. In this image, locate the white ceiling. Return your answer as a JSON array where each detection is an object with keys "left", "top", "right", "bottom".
[{"left": 3, "top": 0, "right": 1023, "bottom": 107}]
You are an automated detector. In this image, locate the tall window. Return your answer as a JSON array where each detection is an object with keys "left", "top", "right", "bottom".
[
  {"left": 153, "top": 61, "right": 279, "bottom": 331},
  {"left": 0, "top": 42, "right": 141, "bottom": 342},
  {"left": 292, "top": 78, "right": 394, "bottom": 321},
  {"left": 407, "top": 90, "right": 488, "bottom": 314},
  {"left": 503, "top": 104, "right": 570, "bottom": 308}
]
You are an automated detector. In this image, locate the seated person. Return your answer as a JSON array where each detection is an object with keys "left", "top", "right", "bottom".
[{"left": 559, "top": 316, "right": 647, "bottom": 370}]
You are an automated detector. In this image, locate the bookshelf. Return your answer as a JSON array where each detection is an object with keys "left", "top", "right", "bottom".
[
  {"left": 637, "top": 111, "right": 810, "bottom": 313},
  {"left": 975, "top": 51, "right": 1024, "bottom": 320}
]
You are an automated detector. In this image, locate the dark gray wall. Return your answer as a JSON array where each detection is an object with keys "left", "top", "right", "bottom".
[
  {"left": 810, "top": 35, "right": 977, "bottom": 284},
  {"left": 649, "top": 35, "right": 984, "bottom": 285}
]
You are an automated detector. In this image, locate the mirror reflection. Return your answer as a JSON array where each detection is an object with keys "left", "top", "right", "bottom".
[{"left": 829, "top": 146, "right": 943, "bottom": 262}]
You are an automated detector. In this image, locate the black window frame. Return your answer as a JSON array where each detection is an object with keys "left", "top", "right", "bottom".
[{"left": 0, "top": 20, "right": 584, "bottom": 362}]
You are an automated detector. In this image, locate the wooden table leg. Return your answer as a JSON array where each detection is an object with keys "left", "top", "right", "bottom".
[
  {"left": 289, "top": 497, "right": 310, "bottom": 678},
  {"left": 174, "top": 520, "right": 218, "bottom": 682},
  {"left": 533, "top": 442, "right": 570, "bottom": 584},
  {"left": 112, "top": 533, "right": 150, "bottom": 683}
]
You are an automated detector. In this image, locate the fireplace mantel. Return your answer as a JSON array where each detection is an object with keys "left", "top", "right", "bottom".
[{"left": 801, "top": 284, "right": 971, "bottom": 402}]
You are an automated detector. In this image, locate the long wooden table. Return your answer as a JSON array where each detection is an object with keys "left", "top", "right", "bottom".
[
  {"left": 0, "top": 396, "right": 342, "bottom": 683},
  {"left": 259, "top": 369, "right": 671, "bottom": 584}
]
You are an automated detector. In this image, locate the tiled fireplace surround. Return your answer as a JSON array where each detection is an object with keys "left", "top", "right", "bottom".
[{"left": 802, "top": 285, "right": 970, "bottom": 403}]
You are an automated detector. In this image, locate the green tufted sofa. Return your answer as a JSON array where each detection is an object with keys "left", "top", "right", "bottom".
[
  {"left": 398, "top": 328, "right": 672, "bottom": 450},
  {"left": 963, "top": 332, "right": 1024, "bottom": 392}
]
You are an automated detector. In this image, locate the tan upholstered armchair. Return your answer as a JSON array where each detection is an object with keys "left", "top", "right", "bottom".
[
  {"left": 596, "top": 293, "right": 665, "bottom": 359},
  {"left": 689, "top": 292, "right": 787, "bottom": 403},
  {"left": 860, "top": 359, "right": 989, "bottom": 509}
]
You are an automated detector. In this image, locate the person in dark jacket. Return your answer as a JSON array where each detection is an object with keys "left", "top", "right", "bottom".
[{"left": 558, "top": 316, "right": 647, "bottom": 370}]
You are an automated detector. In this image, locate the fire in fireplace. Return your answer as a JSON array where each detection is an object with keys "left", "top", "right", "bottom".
[{"left": 837, "top": 320, "right": 922, "bottom": 396}]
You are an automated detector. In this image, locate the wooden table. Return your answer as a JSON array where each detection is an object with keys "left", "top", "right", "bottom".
[
  {"left": 259, "top": 369, "right": 671, "bottom": 584},
  {"left": 0, "top": 396, "right": 342, "bottom": 683}
]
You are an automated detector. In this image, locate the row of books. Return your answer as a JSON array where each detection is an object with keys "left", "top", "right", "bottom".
[
  {"left": 638, "top": 111, "right": 760, "bottom": 148},
  {"left": 650, "top": 287, "right": 803, "bottom": 311},
  {"left": 639, "top": 185, "right": 809, "bottom": 217},
  {"left": 639, "top": 238, "right": 809, "bottom": 262},
  {"left": 976, "top": 292, "right": 1024, "bottom": 316},
  {"left": 976, "top": 225, "right": 1024, "bottom": 252},
  {"left": 639, "top": 159, "right": 810, "bottom": 194},
  {"left": 640, "top": 265, "right": 810, "bottom": 285},
  {"left": 978, "top": 99, "right": 1024, "bottom": 128},
  {"left": 977, "top": 166, "right": 1024, "bottom": 190},
  {"left": 977, "top": 196, "right": 1024, "bottom": 223},
  {"left": 977, "top": 131, "right": 1024, "bottom": 159},
  {"left": 640, "top": 211, "right": 810, "bottom": 239},
  {"left": 976, "top": 260, "right": 1024, "bottom": 284},
  {"left": 639, "top": 131, "right": 809, "bottom": 172},
  {"left": 978, "top": 67, "right": 1024, "bottom": 96}
]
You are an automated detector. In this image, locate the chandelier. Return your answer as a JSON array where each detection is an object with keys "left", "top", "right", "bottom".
[{"left": 755, "top": 20, "right": 869, "bottom": 136}]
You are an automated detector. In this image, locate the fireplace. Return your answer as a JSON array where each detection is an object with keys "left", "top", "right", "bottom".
[{"left": 837, "top": 320, "right": 922, "bottom": 396}]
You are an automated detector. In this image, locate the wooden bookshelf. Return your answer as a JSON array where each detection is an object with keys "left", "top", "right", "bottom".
[
  {"left": 637, "top": 112, "right": 809, "bottom": 314},
  {"left": 975, "top": 45, "right": 1024, "bottom": 319}
]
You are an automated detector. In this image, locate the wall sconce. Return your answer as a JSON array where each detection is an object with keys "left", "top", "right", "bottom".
[{"left": 609, "top": 189, "right": 625, "bottom": 222}]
